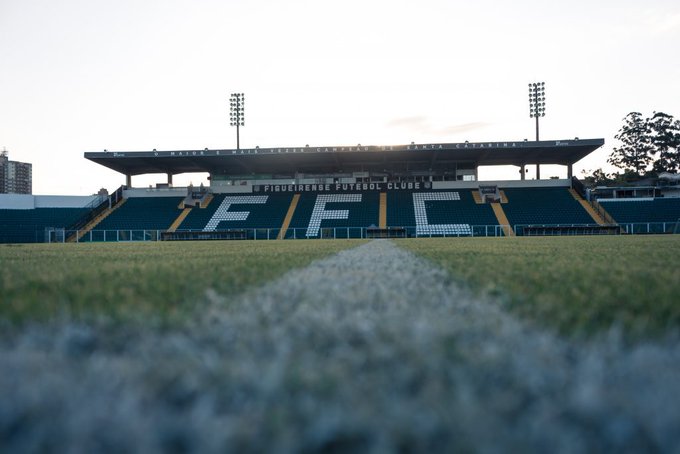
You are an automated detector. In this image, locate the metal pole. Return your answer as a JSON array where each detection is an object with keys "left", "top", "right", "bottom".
[{"left": 535, "top": 114, "right": 540, "bottom": 141}]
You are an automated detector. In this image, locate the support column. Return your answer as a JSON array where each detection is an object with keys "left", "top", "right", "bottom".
[
  {"left": 567, "top": 164, "right": 573, "bottom": 179},
  {"left": 536, "top": 164, "right": 541, "bottom": 180},
  {"left": 126, "top": 174, "right": 132, "bottom": 188},
  {"left": 167, "top": 173, "right": 173, "bottom": 186},
  {"left": 519, "top": 165, "right": 526, "bottom": 181}
]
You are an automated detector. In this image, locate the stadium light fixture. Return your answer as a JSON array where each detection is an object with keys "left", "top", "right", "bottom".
[
  {"left": 528, "top": 82, "right": 546, "bottom": 141},
  {"left": 229, "top": 92, "right": 245, "bottom": 150}
]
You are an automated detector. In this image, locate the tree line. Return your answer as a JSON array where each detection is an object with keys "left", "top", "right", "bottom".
[{"left": 582, "top": 111, "right": 680, "bottom": 186}]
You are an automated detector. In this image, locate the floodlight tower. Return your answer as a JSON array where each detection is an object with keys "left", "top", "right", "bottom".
[
  {"left": 529, "top": 82, "right": 546, "bottom": 141},
  {"left": 229, "top": 93, "right": 245, "bottom": 150}
]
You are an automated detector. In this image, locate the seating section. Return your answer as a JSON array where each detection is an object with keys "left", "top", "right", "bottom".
[
  {"left": 178, "top": 193, "right": 293, "bottom": 234},
  {"left": 387, "top": 191, "right": 417, "bottom": 228},
  {"left": 601, "top": 198, "right": 680, "bottom": 224},
  {"left": 8, "top": 188, "right": 679, "bottom": 242},
  {"left": 502, "top": 188, "right": 593, "bottom": 228},
  {"left": 288, "top": 192, "right": 379, "bottom": 238},
  {"left": 0, "top": 208, "right": 89, "bottom": 243},
  {"left": 388, "top": 190, "right": 499, "bottom": 236},
  {"left": 95, "top": 197, "right": 184, "bottom": 231}
]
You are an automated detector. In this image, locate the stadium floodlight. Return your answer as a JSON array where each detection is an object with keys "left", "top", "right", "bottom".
[
  {"left": 229, "top": 92, "right": 245, "bottom": 149},
  {"left": 528, "top": 82, "right": 546, "bottom": 141}
]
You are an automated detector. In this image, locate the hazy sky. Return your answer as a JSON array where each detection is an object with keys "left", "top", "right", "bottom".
[{"left": 1, "top": 0, "right": 679, "bottom": 195}]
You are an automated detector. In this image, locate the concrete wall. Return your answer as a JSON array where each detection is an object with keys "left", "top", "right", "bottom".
[
  {"left": 210, "top": 184, "right": 256, "bottom": 194},
  {"left": 208, "top": 178, "right": 572, "bottom": 194},
  {"left": 123, "top": 188, "right": 187, "bottom": 198},
  {"left": 34, "top": 195, "right": 100, "bottom": 208},
  {"left": 1, "top": 178, "right": 572, "bottom": 208},
  {"left": 0, "top": 194, "right": 99, "bottom": 209},
  {"left": 433, "top": 179, "right": 571, "bottom": 190}
]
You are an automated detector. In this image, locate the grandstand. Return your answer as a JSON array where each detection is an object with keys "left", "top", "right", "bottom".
[
  {"left": 0, "top": 195, "right": 100, "bottom": 243},
  {"left": 387, "top": 189, "right": 500, "bottom": 237},
  {"left": 2, "top": 137, "right": 679, "bottom": 242},
  {"left": 179, "top": 192, "right": 294, "bottom": 239},
  {"left": 287, "top": 192, "right": 380, "bottom": 239},
  {"left": 597, "top": 197, "right": 680, "bottom": 234},
  {"left": 502, "top": 187, "right": 596, "bottom": 235},
  {"left": 0, "top": 207, "right": 89, "bottom": 243},
  {"left": 95, "top": 196, "right": 183, "bottom": 231}
]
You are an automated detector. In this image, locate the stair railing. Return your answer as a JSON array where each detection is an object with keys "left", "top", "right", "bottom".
[{"left": 65, "top": 185, "right": 126, "bottom": 241}]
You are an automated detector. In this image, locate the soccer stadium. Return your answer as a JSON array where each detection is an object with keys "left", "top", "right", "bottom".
[
  {"left": 4, "top": 0, "right": 680, "bottom": 448},
  {"left": 2, "top": 137, "right": 679, "bottom": 243},
  {"left": 2, "top": 133, "right": 680, "bottom": 452}
]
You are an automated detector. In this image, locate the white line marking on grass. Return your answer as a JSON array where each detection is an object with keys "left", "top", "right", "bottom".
[
  {"left": 1, "top": 240, "right": 679, "bottom": 452},
  {"left": 206, "top": 239, "right": 680, "bottom": 452}
]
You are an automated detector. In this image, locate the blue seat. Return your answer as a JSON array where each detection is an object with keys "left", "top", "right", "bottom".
[
  {"left": 95, "top": 197, "right": 184, "bottom": 231},
  {"left": 288, "top": 192, "right": 379, "bottom": 238},
  {"left": 0, "top": 208, "right": 89, "bottom": 243},
  {"left": 502, "top": 187, "right": 593, "bottom": 227},
  {"left": 602, "top": 198, "right": 680, "bottom": 224},
  {"left": 178, "top": 193, "right": 293, "bottom": 239}
]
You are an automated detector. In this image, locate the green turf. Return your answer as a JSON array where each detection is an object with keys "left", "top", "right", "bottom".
[
  {"left": 4, "top": 236, "right": 679, "bottom": 338},
  {"left": 0, "top": 240, "right": 365, "bottom": 325},
  {"left": 399, "top": 235, "right": 680, "bottom": 339}
]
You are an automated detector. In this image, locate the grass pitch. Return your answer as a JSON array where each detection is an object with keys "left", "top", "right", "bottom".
[
  {"left": 2, "top": 235, "right": 678, "bottom": 338},
  {"left": 400, "top": 235, "right": 680, "bottom": 339},
  {"left": 0, "top": 240, "right": 366, "bottom": 325},
  {"left": 2, "top": 237, "right": 680, "bottom": 451}
]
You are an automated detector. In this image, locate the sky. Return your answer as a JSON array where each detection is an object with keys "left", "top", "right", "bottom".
[{"left": 1, "top": 0, "right": 679, "bottom": 195}]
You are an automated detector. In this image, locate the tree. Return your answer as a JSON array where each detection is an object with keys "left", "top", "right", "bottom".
[
  {"left": 581, "top": 168, "right": 614, "bottom": 187},
  {"left": 649, "top": 112, "right": 680, "bottom": 173},
  {"left": 580, "top": 168, "right": 641, "bottom": 187},
  {"left": 608, "top": 112, "right": 655, "bottom": 175}
]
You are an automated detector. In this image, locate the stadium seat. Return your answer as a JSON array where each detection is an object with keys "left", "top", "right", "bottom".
[
  {"left": 0, "top": 208, "right": 90, "bottom": 243},
  {"left": 387, "top": 190, "right": 499, "bottom": 237},
  {"left": 92, "top": 197, "right": 184, "bottom": 231},
  {"left": 177, "top": 193, "right": 293, "bottom": 239},
  {"left": 287, "top": 192, "right": 379, "bottom": 238},
  {"left": 501, "top": 187, "right": 594, "bottom": 231},
  {"left": 600, "top": 198, "right": 680, "bottom": 233},
  {"left": 10, "top": 187, "right": 678, "bottom": 243},
  {"left": 601, "top": 198, "right": 680, "bottom": 223}
]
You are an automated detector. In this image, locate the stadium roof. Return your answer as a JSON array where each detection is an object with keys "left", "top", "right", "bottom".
[{"left": 85, "top": 138, "right": 604, "bottom": 176}]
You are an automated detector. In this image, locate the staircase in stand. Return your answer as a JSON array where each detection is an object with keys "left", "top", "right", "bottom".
[
  {"left": 200, "top": 193, "right": 214, "bottom": 208},
  {"left": 167, "top": 208, "right": 192, "bottom": 232},
  {"left": 379, "top": 192, "right": 387, "bottom": 228},
  {"left": 568, "top": 188, "right": 607, "bottom": 225},
  {"left": 490, "top": 202, "right": 515, "bottom": 237},
  {"left": 67, "top": 198, "right": 127, "bottom": 242},
  {"left": 277, "top": 194, "right": 301, "bottom": 240}
]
